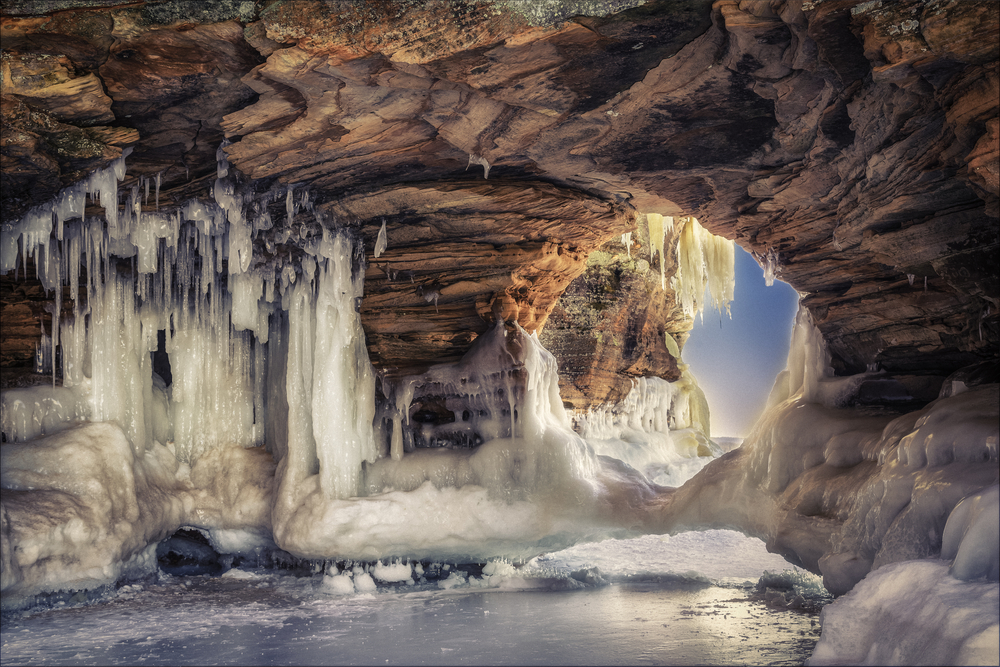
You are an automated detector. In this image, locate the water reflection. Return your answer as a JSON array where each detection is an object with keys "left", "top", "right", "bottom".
[{"left": 1, "top": 575, "right": 821, "bottom": 666}]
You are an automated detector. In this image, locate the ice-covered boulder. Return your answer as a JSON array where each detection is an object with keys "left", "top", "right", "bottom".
[{"left": 1, "top": 422, "right": 185, "bottom": 610}]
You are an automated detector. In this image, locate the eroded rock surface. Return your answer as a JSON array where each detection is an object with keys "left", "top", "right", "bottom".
[{"left": 1, "top": 0, "right": 997, "bottom": 407}]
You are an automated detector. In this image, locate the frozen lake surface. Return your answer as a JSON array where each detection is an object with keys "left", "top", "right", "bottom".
[{"left": 1, "top": 531, "right": 828, "bottom": 666}]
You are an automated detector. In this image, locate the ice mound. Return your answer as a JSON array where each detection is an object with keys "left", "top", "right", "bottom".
[
  {"left": 574, "top": 373, "right": 718, "bottom": 487},
  {"left": 941, "top": 484, "right": 999, "bottom": 582},
  {"left": 0, "top": 422, "right": 183, "bottom": 609},
  {"left": 807, "top": 559, "right": 999, "bottom": 666},
  {"left": 661, "top": 302, "right": 999, "bottom": 596},
  {"left": 753, "top": 568, "right": 831, "bottom": 611}
]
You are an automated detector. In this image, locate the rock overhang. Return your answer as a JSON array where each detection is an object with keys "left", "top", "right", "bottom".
[{"left": 0, "top": 0, "right": 997, "bottom": 392}]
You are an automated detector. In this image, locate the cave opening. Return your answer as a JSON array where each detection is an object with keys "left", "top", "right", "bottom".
[
  {"left": 151, "top": 328, "right": 171, "bottom": 387},
  {"left": 683, "top": 246, "right": 798, "bottom": 439}
]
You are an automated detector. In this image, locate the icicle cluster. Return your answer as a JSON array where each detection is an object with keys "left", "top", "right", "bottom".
[
  {"left": 0, "top": 146, "right": 378, "bottom": 498},
  {"left": 643, "top": 213, "right": 734, "bottom": 320},
  {"left": 671, "top": 216, "right": 736, "bottom": 321},
  {"left": 758, "top": 246, "right": 780, "bottom": 287},
  {"left": 576, "top": 369, "right": 711, "bottom": 442},
  {"left": 645, "top": 213, "right": 674, "bottom": 290}
]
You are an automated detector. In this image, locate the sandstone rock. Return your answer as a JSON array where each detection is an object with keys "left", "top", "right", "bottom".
[{"left": 0, "top": 0, "right": 996, "bottom": 398}]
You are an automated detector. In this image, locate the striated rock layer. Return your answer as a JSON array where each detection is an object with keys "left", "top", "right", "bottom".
[{"left": 2, "top": 0, "right": 996, "bottom": 398}]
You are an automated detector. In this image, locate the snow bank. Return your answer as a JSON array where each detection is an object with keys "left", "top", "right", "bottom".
[{"left": 808, "top": 559, "right": 999, "bottom": 666}]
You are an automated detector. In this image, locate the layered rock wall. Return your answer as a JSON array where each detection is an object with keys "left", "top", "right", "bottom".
[{"left": 3, "top": 0, "right": 995, "bottom": 401}]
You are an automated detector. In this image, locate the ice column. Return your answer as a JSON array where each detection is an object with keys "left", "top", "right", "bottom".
[
  {"left": 281, "top": 234, "right": 378, "bottom": 500},
  {"left": 312, "top": 234, "right": 378, "bottom": 499}
]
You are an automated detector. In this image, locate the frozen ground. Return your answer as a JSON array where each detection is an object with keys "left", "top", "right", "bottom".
[{"left": 0, "top": 530, "right": 826, "bottom": 667}]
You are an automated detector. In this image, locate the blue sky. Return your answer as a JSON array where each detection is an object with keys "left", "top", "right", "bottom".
[{"left": 683, "top": 246, "right": 799, "bottom": 438}]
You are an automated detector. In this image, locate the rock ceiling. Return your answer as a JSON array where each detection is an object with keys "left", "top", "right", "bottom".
[{"left": 1, "top": 0, "right": 997, "bottom": 402}]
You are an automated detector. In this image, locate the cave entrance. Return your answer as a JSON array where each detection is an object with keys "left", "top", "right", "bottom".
[{"left": 682, "top": 246, "right": 798, "bottom": 439}]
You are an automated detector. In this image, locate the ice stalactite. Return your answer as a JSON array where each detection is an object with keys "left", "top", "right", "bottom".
[
  {"left": 672, "top": 217, "right": 735, "bottom": 322},
  {"left": 466, "top": 153, "right": 491, "bottom": 179},
  {"left": 645, "top": 213, "right": 672, "bottom": 290},
  {"left": 756, "top": 246, "right": 780, "bottom": 287},
  {"left": 374, "top": 219, "right": 388, "bottom": 258},
  {"left": 620, "top": 231, "right": 632, "bottom": 258}
]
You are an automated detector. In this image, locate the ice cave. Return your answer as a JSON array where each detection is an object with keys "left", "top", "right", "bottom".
[{"left": 0, "top": 0, "right": 997, "bottom": 665}]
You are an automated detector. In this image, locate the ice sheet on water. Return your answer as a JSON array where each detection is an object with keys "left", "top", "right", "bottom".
[{"left": 532, "top": 531, "right": 809, "bottom": 584}]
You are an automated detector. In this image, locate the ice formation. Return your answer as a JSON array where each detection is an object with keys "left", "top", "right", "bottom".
[
  {"left": 644, "top": 214, "right": 735, "bottom": 321},
  {"left": 941, "top": 483, "right": 999, "bottom": 582},
  {"left": 0, "top": 148, "right": 720, "bottom": 610},
  {"left": 662, "top": 300, "right": 999, "bottom": 598},
  {"left": 757, "top": 246, "right": 780, "bottom": 287},
  {"left": 574, "top": 373, "right": 718, "bottom": 487},
  {"left": 374, "top": 218, "right": 387, "bottom": 258},
  {"left": 671, "top": 217, "right": 735, "bottom": 321},
  {"left": 808, "top": 560, "right": 999, "bottom": 666},
  {"left": 645, "top": 212, "right": 672, "bottom": 290},
  {"left": 466, "top": 153, "right": 491, "bottom": 179}
]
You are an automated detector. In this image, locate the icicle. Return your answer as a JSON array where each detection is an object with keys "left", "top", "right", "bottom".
[
  {"left": 423, "top": 288, "right": 440, "bottom": 314},
  {"left": 621, "top": 231, "right": 632, "bottom": 258},
  {"left": 646, "top": 213, "right": 668, "bottom": 290},
  {"left": 466, "top": 154, "right": 491, "bottom": 179},
  {"left": 155, "top": 171, "right": 162, "bottom": 210},
  {"left": 924, "top": 276, "right": 928, "bottom": 292},
  {"left": 374, "top": 219, "right": 388, "bottom": 258},
  {"left": 286, "top": 186, "right": 295, "bottom": 224},
  {"left": 673, "top": 217, "right": 735, "bottom": 321},
  {"left": 907, "top": 273, "right": 915, "bottom": 287},
  {"left": 759, "top": 246, "right": 780, "bottom": 287}
]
